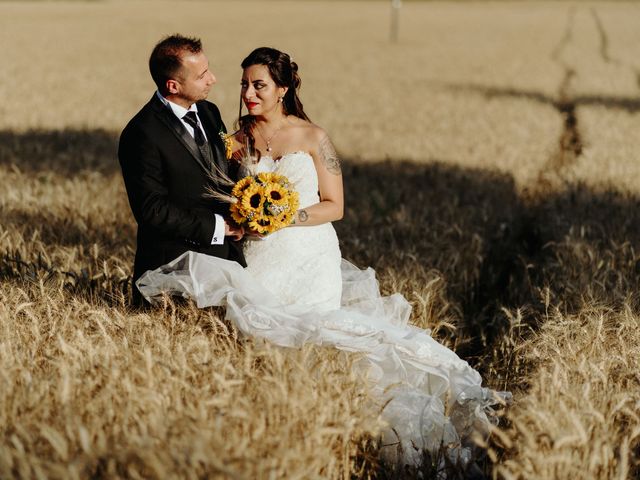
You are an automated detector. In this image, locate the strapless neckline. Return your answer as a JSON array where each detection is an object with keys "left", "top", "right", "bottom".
[{"left": 261, "top": 151, "right": 312, "bottom": 163}]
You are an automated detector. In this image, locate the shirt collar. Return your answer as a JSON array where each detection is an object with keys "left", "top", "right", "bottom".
[{"left": 156, "top": 91, "right": 198, "bottom": 120}]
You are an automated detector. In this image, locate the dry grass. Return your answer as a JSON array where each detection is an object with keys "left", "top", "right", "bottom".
[
  {"left": 0, "top": 282, "right": 380, "bottom": 479},
  {"left": 493, "top": 306, "right": 640, "bottom": 480},
  {"left": 1, "top": 1, "right": 640, "bottom": 478}
]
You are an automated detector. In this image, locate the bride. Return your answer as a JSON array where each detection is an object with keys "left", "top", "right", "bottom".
[
  {"left": 138, "top": 47, "right": 508, "bottom": 468},
  {"left": 234, "top": 47, "right": 345, "bottom": 311}
]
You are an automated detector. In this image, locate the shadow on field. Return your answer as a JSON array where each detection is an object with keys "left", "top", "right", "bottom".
[
  {"left": 0, "top": 128, "right": 119, "bottom": 175},
  {"left": 338, "top": 160, "right": 640, "bottom": 368},
  {"left": 2, "top": 129, "right": 640, "bottom": 359},
  {"left": 436, "top": 82, "right": 640, "bottom": 114},
  {"left": 0, "top": 128, "right": 131, "bottom": 303},
  {"left": 1, "top": 208, "right": 134, "bottom": 251}
]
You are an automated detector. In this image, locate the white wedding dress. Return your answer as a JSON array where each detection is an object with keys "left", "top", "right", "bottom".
[{"left": 137, "top": 152, "right": 508, "bottom": 467}]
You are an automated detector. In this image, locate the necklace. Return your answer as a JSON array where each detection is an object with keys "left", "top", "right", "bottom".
[{"left": 255, "top": 119, "right": 285, "bottom": 153}]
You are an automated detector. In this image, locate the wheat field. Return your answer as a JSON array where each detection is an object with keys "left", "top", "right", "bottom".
[{"left": 1, "top": 1, "right": 639, "bottom": 478}]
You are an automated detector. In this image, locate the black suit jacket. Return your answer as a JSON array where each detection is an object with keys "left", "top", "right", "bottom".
[{"left": 118, "top": 94, "right": 245, "bottom": 289}]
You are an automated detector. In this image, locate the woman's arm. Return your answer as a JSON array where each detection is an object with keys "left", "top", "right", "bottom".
[{"left": 292, "top": 131, "right": 344, "bottom": 227}]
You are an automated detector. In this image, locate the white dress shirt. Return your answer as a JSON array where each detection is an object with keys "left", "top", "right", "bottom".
[{"left": 156, "top": 91, "right": 225, "bottom": 245}]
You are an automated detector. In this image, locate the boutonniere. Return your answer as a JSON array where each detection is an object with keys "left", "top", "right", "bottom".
[{"left": 219, "top": 130, "right": 233, "bottom": 160}]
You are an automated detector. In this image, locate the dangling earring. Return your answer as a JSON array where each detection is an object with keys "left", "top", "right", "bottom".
[{"left": 278, "top": 97, "right": 283, "bottom": 103}]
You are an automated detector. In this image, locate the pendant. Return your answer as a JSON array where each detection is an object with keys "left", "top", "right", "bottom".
[{"left": 266, "top": 146, "right": 272, "bottom": 152}]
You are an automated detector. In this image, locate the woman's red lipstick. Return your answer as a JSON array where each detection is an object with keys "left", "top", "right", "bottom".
[{"left": 246, "top": 102, "right": 258, "bottom": 109}]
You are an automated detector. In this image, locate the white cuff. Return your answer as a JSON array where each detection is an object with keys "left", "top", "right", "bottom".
[{"left": 211, "top": 214, "right": 225, "bottom": 245}]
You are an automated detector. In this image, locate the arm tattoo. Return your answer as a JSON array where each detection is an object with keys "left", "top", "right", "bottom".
[
  {"left": 298, "top": 209, "right": 309, "bottom": 223},
  {"left": 319, "top": 135, "right": 341, "bottom": 175}
]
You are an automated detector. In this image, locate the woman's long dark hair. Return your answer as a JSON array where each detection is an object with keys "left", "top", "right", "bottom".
[{"left": 237, "top": 47, "right": 310, "bottom": 158}]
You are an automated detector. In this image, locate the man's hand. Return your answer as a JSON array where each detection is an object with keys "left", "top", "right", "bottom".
[{"left": 224, "top": 221, "right": 244, "bottom": 241}]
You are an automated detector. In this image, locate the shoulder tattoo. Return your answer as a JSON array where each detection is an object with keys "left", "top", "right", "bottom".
[{"left": 319, "top": 135, "right": 341, "bottom": 175}]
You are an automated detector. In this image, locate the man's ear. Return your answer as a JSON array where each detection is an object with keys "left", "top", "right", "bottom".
[{"left": 166, "top": 79, "right": 180, "bottom": 95}]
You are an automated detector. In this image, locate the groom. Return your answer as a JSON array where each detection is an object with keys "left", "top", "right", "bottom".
[{"left": 119, "top": 34, "right": 244, "bottom": 305}]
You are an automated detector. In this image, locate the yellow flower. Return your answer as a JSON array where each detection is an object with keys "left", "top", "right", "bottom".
[
  {"left": 241, "top": 183, "right": 266, "bottom": 216},
  {"left": 220, "top": 131, "right": 233, "bottom": 160},
  {"left": 274, "top": 209, "right": 293, "bottom": 227},
  {"left": 288, "top": 191, "right": 300, "bottom": 214},
  {"left": 226, "top": 173, "right": 298, "bottom": 233},
  {"left": 248, "top": 216, "right": 275, "bottom": 235},
  {"left": 292, "top": 190, "right": 299, "bottom": 205},
  {"left": 264, "top": 182, "right": 288, "bottom": 206},
  {"left": 232, "top": 176, "right": 255, "bottom": 198},
  {"left": 257, "top": 172, "right": 281, "bottom": 185},
  {"left": 229, "top": 203, "right": 246, "bottom": 224}
]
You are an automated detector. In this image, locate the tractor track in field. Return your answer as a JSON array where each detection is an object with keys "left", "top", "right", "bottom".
[
  {"left": 591, "top": 7, "right": 640, "bottom": 90},
  {"left": 591, "top": 7, "right": 616, "bottom": 65},
  {"left": 538, "top": 6, "right": 582, "bottom": 187}
]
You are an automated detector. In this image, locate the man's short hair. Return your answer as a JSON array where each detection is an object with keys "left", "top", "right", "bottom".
[{"left": 149, "top": 34, "right": 202, "bottom": 94}]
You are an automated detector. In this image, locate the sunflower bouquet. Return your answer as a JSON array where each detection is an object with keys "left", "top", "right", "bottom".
[{"left": 228, "top": 172, "right": 299, "bottom": 235}]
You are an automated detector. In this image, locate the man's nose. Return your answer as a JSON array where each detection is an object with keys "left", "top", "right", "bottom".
[{"left": 208, "top": 71, "right": 216, "bottom": 85}]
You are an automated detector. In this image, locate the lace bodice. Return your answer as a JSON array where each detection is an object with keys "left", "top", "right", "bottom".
[{"left": 243, "top": 152, "right": 342, "bottom": 310}]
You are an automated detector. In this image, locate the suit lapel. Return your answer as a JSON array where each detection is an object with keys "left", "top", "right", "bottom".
[
  {"left": 150, "top": 95, "right": 213, "bottom": 174},
  {"left": 197, "top": 102, "right": 229, "bottom": 178}
]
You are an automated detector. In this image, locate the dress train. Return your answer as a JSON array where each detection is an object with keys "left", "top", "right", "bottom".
[{"left": 137, "top": 251, "right": 508, "bottom": 467}]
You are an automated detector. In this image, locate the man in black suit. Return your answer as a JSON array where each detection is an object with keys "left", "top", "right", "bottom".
[{"left": 119, "top": 34, "right": 244, "bottom": 304}]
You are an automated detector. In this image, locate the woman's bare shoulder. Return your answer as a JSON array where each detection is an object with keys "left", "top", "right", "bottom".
[
  {"left": 287, "top": 117, "right": 328, "bottom": 143},
  {"left": 290, "top": 121, "right": 340, "bottom": 175}
]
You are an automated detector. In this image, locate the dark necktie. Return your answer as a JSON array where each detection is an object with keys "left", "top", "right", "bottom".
[{"left": 183, "top": 111, "right": 206, "bottom": 147}]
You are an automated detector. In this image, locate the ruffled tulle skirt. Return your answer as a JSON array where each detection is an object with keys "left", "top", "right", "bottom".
[{"left": 137, "top": 251, "right": 509, "bottom": 467}]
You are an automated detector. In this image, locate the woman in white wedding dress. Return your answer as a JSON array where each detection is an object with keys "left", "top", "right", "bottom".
[
  {"left": 235, "top": 48, "right": 345, "bottom": 312},
  {"left": 137, "top": 47, "right": 508, "bottom": 469}
]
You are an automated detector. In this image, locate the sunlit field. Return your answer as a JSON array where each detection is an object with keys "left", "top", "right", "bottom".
[{"left": 1, "top": 1, "right": 639, "bottom": 478}]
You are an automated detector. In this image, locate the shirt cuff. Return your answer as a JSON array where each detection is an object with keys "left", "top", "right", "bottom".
[{"left": 211, "top": 214, "right": 225, "bottom": 245}]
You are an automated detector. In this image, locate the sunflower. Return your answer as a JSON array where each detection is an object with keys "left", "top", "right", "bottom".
[
  {"left": 240, "top": 183, "right": 266, "bottom": 217},
  {"left": 232, "top": 176, "right": 255, "bottom": 197},
  {"left": 263, "top": 182, "right": 289, "bottom": 206},
  {"left": 229, "top": 203, "right": 246, "bottom": 224},
  {"left": 288, "top": 191, "right": 300, "bottom": 213},
  {"left": 292, "top": 190, "right": 300, "bottom": 204},
  {"left": 257, "top": 172, "right": 281, "bottom": 185},
  {"left": 274, "top": 209, "right": 294, "bottom": 227},
  {"left": 248, "top": 216, "right": 275, "bottom": 235}
]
